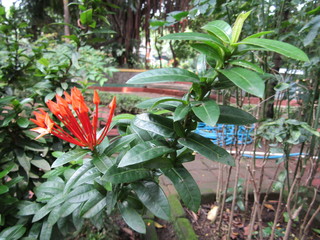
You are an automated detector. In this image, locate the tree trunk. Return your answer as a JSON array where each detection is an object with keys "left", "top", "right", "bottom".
[{"left": 63, "top": 0, "right": 70, "bottom": 36}]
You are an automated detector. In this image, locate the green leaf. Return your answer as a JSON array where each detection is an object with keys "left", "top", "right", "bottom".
[
  {"left": 301, "top": 123, "right": 320, "bottom": 137},
  {"left": 131, "top": 182, "right": 170, "bottom": 220},
  {"left": 80, "top": 9, "right": 93, "bottom": 25},
  {"left": 0, "top": 162, "right": 15, "bottom": 178},
  {"left": 238, "top": 38, "right": 309, "bottom": 62},
  {"left": 31, "top": 160, "right": 51, "bottom": 171},
  {"left": 142, "top": 158, "right": 174, "bottom": 169},
  {"left": 103, "top": 165, "right": 150, "bottom": 184},
  {"left": 229, "top": 60, "right": 264, "bottom": 74},
  {"left": 174, "top": 104, "right": 191, "bottom": 121},
  {"left": 274, "top": 82, "right": 290, "bottom": 91},
  {"left": 72, "top": 168, "right": 100, "bottom": 188},
  {"left": 42, "top": 167, "right": 69, "bottom": 178},
  {"left": 218, "top": 68, "right": 265, "bottom": 98},
  {"left": 104, "top": 134, "right": 137, "bottom": 156},
  {"left": 136, "top": 97, "right": 181, "bottom": 111},
  {"left": 191, "top": 43, "right": 223, "bottom": 65},
  {"left": 0, "top": 225, "right": 26, "bottom": 239},
  {"left": 15, "top": 149, "right": 30, "bottom": 175},
  {"left": 118, "top": 201, "right": 146, "bottom": 234},
  {"left": 0, "top": 185, "right": 9, "bottom": 194},
  {"left": 38, "top": 58, "right": 50, "bottom": 67},
  {"left": 32, "top": 205, "right": 51, "bottom": 222},
  {"left": 244, "top": 31, "right": 274, "bottom": 39},
  {"left": 118, "top": 141, "right": 174, "bottom": 167},
  {"left": 39, "top": 220, "right": 52, "bottom": 240},
  {"left": 218, "top": 105, "right": 257, "bottom": 125},
  {"left": 82, "top": 196, "right": 107, "bottom": 218},
  {"left": 150, "top": 98, "right": 185, "bottom": 110},
  {"left": 92, "top": 154, "right": 114, "bottom": 173},
  {"left": 17, "top": 117, "right": 30, "bottom": 128},
  {"left": 192, "top": 99, "right": 220, "bottom": 126},
  {"left": 17, "top": 202, "right": 41, "bottom": 216},
  {"left": 202, "top": 20, "right": 232, "bottom": 43},
  {"left": 178, "top": 132, "right": 234, "bottom": 166},
  {"left": 68, "top": 185, "right": 98, "bottom": 203},
  {"left": 127, "top": 68, "right": 199, "bottom": 84},
  {"left": 160, "top": 32, "right": 224, "bottom": 48},
  {"left": 52, "top": 149, "right": 90, "bottom": 168},
  {"left": 47, "top": 207, "right": 61, "bottom": 225},
  {"left": 133, "top": 113, "right": 175, "bottom": 138},
  {"left": 63, "top": 163, "right": 93, "bottom": 194},
  {"left": 231, "top": 11, "right": 251, "bottom": 44},
  {"left": 162, "top": 166, "right": 200, "bottom": 212}
]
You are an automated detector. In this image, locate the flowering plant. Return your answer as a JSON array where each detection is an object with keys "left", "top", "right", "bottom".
[
  {"left": 31, "top": 87, "right": 116, "bottom": 150},
  {"left": 23, "top": 11, "right": 308, "bottom": 238}
]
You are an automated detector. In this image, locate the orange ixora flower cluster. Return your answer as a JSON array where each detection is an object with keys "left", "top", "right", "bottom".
[{"left": 30, "top": 87, "right": 116, "bottom": 151}]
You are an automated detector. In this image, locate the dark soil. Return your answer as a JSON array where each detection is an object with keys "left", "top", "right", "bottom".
[
  {"left": 154, "top": 218, "right": 177, "bottom": 240},
  {"left": 185, "top": 203, "right": 320, "bottom": 240}
]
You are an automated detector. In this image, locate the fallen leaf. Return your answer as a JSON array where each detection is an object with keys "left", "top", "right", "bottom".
[
  {"left": 264, "top": 203, "right": 275, "bottom": 211},
  {"left": 122, "top": 227, "right": 133, "bottom": 236},
  {"left": 154, "top": 221, "right": 164, "bottom": 229},
  {"left": 207, "top": 205, "right": 219, "bottom": 222}
]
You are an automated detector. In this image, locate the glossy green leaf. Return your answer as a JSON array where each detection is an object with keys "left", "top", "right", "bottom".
[
  {"left": 32, "top": 205, "right": 51, "bottom": 222},
  {"left": 142, "top": 158, "right": 174, "bottom": 169},
  {"left": 82, "top": 196, "right": 107, "bottom": 218},
  {"left": 178, "top": 132, "right": 234, "bottom": 166},
  {"left": 118, "top": 201, "right": 146, "bottom": 234},
  {"left": 39, "top": 220, "right": 52, "bottom": 240},
  {"left": 0, "top": 225, "right": 26, "bottom": 239},
  {"left": 191, "top": 43, "right": 222, "bottom": 62},
  {"left": 133, "top": 113, "right": 175, "bottom": 138},
  {"left": 68, "top": 185, "right": 98, "bottom": 203},
  {"left": 174, "top": 104, "right": 191, "bottom": 121},
  {"left": 229, "top": 60, "right": 264, "bottom": 73},
  {"left": 31, "top": 160, "right": 51, "bottom": 171},
  {"left": 0, "top": 162, "right": 14, "bottom": 179},
  {"left": 218, "top": 67, "right": 265, "bottom": 98},
  {"left": 15, "top": 149, "right": 30, "bottom": 175},
  {"left": 160, "top": 32, "right": 224, "bottom": 48},
  {"left": 63, "top": 163, "right": 93, "bottom": 194},
  {"left": 59, "top": 201, "right": 81, "bottom": 218},
  {"left": 150, "top": 98, "right": 185, "bottom": 110},
  {"left": 80, "top": 9, "right": 93, "bottom": 25},
  {"left": 47, "top": 207, "right": 61, "bottom": 225},
  {"left": 92, "top": 154, "right": 114, "bottom": 173},
  {"left": 119, "top": 141, "right": 174, "bottom": 167},
  {"left": 192, "top": 99, "right": 220, "bottom": 127},
  {"left": 52, "top": 149, "right": 90, "bottom": 168},
  {"left": 162, "top": 166, "right": 200, "bottom": 212},
  {"left": 131, "top": 182, "right": 170, "bottom": 220},
  {"left": 17, "top": 117, "right": 29, "bottom": 128},
  {"left": 231, "top": 11, "right": 251, "bottom": 44},
  {"left": 202, "top": 20, "right": 232, "bottom": 43},
  {"left": 42, "top": 167, "right": 69, "bottom": 179},
  {"left": 243, "top": 31, "right": 274, "bottom": 39},
  {"left": 103, "top": 165, "right": 150, "bottom": 184},
  {"left": 35, "top": 179, "right": 64, "bottom": 196},
  {"left": 129, "top": 125, "right": 154, "bottom": 142},
  {"left": 17, "top": 202, "right": 41, "bottom": 216},
  {"left": 127, "top": 68, "right": 199, "bottom": 84},
  {"left": 136, "top": 97, "right": 181, "bottom": 111},
  {"left": 72, "top": 168, "right": 100, "bottom": 188},
  {"left": 104, "top": 134, "right": 136, "bottom": 156},
  {"left": 218, "top": 105, "right": 257, "bottom": 125},
  {"left": 239, "top": 38, "right": 309, "bottom": 62}
]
